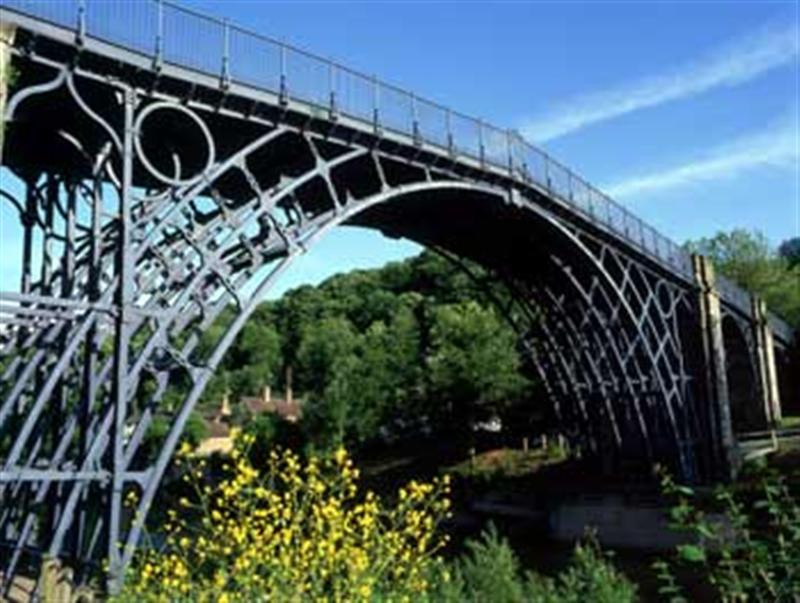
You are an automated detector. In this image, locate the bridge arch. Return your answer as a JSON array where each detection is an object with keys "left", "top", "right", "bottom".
[
  {"left": 721, "top": 315, "right": 763, "bottom": 432},
  {"left": 774, "top": 343, "right": 799, "bottom": 417},
  {"left": 0, "top": 37, "right": 729, "bottom": 587}
]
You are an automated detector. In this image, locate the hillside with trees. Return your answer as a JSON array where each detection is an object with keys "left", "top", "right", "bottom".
[{"left": 193, "top": 250, "right": 539, "bottom": 453}]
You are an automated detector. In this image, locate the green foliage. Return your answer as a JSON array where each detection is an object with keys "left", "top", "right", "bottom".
[
  {"left": 431, "top": 525, "right": 637, "bottom": 603},
  {"left": 296, "top": 316, "right": 360, "bottom": 448},
  {"left": 241, "top": 412, "right": 303, "bottom": 465},
  {"left": 297, "top": 302, "right": 427, "bottom": 449},
  {"left": 685, "top": 229, "right": 800, "bottom": 327},
  {"left": 182, "top": 411, "right": 208, "bottom": 446},
  {"left": 297, "top": 316, "right": 358, "bottom": 395},
  {"left": 140, "top": 411, "right": 207, "bottom": 463},
  {"left": 446, "top": 447, "right": 566, "bottom": 483},
  {"left": 199, "top": 372, "right": 229, "bottom": 413},
  {"left": 192, "top": 250, "right": 537, "bottom": 452},
  {"left": 428, "top": 301, "right": 529, "bottom": 411},
  {"left": 657, "top": 470, "right": 800, "bottom": 601},
  {"left": 651, "top": 559, "right": 687, "bottom": 603},
  {"left": 142, "top": 416, "right": 170, "bottom": 461},
  {"left": 532, "top": 538, "right": 638, "bottom": 603},
  {"left": 451, "top": 524, "right": 528, "bottom": 602},
  {"left": 778, "top": 237, "right": 800, "bottom": 268},
  {"left": 227, "top": 320, "right": 282, "bottom": 399}
]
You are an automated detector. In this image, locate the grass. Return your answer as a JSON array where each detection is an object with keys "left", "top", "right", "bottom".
[{"left": 445, "top": 444, "right": 568, "bottom": 482}]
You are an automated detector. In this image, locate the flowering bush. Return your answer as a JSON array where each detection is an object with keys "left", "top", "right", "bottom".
[{"left": 115, "top": 433, "right": 452, "bottom": 602}]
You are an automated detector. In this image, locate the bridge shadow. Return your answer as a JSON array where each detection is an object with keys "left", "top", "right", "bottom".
[{"left": 722, "top": 316, "right": 766, "bottom": 432}]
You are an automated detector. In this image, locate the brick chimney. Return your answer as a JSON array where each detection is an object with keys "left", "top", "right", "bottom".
[{"left": 220, "top": 390, "right": 231, "bottom": 418}]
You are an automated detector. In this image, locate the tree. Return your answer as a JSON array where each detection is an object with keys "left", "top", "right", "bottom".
[
  {"left": 779, "top": 237, "right": 800, "bottom": 269},
  {"left": 383, "top": 297, "right": 426, "bottom": 412},
  {"left": 296, "top": 316, "right": 358, "bottom": 395},
  {"left": 686, "top": 229, "right": 800, "bottom": 327},
  {"left": 227, "top": 321, "right": 282, "bottom": 399},
  {"left": 296, "top": 317, "right": 360, "bottom": 449},
  {"left": 181, "top": 250, "right": 540, "bottom": 451},
  {"left": 427, "top": 301, "right": 528, "bottom": 427}
]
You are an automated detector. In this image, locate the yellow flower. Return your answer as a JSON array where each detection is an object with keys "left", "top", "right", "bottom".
[
  {"left": 121, "top": 446, "right": 450, "bottom": 601},
  {"left": 358, "top": 583, "right": 372, "bottom": 598},
  {"left": 334, "top": 446, "right": 347, "bottom": 465}
]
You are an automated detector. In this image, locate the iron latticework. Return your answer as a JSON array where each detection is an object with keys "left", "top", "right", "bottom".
[{"left": 0, "top": 0, "right": 795, "bottom": 592}]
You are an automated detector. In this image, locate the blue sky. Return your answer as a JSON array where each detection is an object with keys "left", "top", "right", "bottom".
[
  {"left": 1, "top": 0, "right": 798, "bottom": 298},
  {"left": 188, "top": 0, "right": 800, "bottom": 297}
]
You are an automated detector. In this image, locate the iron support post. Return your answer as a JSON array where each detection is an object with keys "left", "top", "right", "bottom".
[
  {"left": 692, "top": 254, "right": 736, "bottom": 480},
  {"left": 328, "top": 63, "right": 337, "bottom": 120},
  {"left": 751, "top": 297, "right": 782, "bottom": 425},
  {"left": 221, "top": 19, "right": 231, "bottom": 89},
  {"left": 279, "top": 45, "right": 287, "bottom": 105},
  {"left": 153, "top": 0, "right": 164, "bottom": 72},
  {"left": 76, "top": 0, "right": 86, "bottom": 46},
  {"left": 107, "top": 86, "right": 136, "bottom": 594}
]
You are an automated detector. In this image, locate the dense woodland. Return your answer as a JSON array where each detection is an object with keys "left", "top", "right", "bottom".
[{"left": 190, "top": 248, "right": 538, "bottom": 452}]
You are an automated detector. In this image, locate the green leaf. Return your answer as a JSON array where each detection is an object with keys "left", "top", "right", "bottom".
[{"left": 677, "top": 544, "right": 706, "bottom": 564}]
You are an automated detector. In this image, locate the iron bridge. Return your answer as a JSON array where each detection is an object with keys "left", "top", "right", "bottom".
[{"left": 0, "top": 0, "right": 796, "bottom": 592}]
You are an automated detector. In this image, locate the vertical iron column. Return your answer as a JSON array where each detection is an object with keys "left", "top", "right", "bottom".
[
  {"left": 751, "top": 297, "right": 782, "bottom": 425},
  {"left": 75, "top": 152, "right": 106, "bottom": 564},
  {"left": 43, "top": 175, "right": 58, "bottom": 543},
  {"left": 692, "top": 254, "right": 736, "bottom": 480},
  {"left": 107, "top": 86, "right": 136, "bottom": 593},
  {"left": 16, "top": 178, "right": 36, "bottom": 395}
]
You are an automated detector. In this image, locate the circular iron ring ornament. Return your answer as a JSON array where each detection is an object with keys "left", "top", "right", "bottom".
[{"left": 133, "top": 101, "right": 216, "bottom": 186}]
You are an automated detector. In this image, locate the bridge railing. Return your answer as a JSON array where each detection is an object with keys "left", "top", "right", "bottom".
[{"left": 0, "top": 0, "right": 793, "bottom": 339}]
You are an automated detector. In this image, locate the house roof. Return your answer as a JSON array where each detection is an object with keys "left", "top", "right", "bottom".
[
  {"left": 205, "top": 419, "right": 231, "bottom": 438},
  {"left": 241, "top": 397, "right": 302, "bottom": 420}
]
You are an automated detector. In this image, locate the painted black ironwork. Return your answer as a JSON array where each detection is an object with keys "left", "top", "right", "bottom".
[{"left": 0, "top": 0, "right": 795, "bottom": 594}]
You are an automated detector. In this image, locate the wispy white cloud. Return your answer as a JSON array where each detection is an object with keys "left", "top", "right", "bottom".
[
  {"left": 602, "top": 117, "right": 798, "bottom": 198},
  {"left": 520, "top": 22, "right": 798, "bottom": 142}
]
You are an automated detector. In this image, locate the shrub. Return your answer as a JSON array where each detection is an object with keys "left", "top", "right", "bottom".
[
  {"left": 657, "top": 470, "right": 800, "bottom": 602},
  {"left": 116, "top": 434, "right": 452, "bottom": 602},
  {"left": 429, "top": 524, "right": 637, "bottom": 603},
  {"left": 451, "top": 524, "right": 527, "bottom": 602},
  {"left": 530, "top": 538, "right": 637, "bottom": 603}
]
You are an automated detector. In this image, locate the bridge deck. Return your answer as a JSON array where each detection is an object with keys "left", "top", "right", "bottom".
[{"left": 0, "top": 0, "right": 793, "bottom": 345}]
